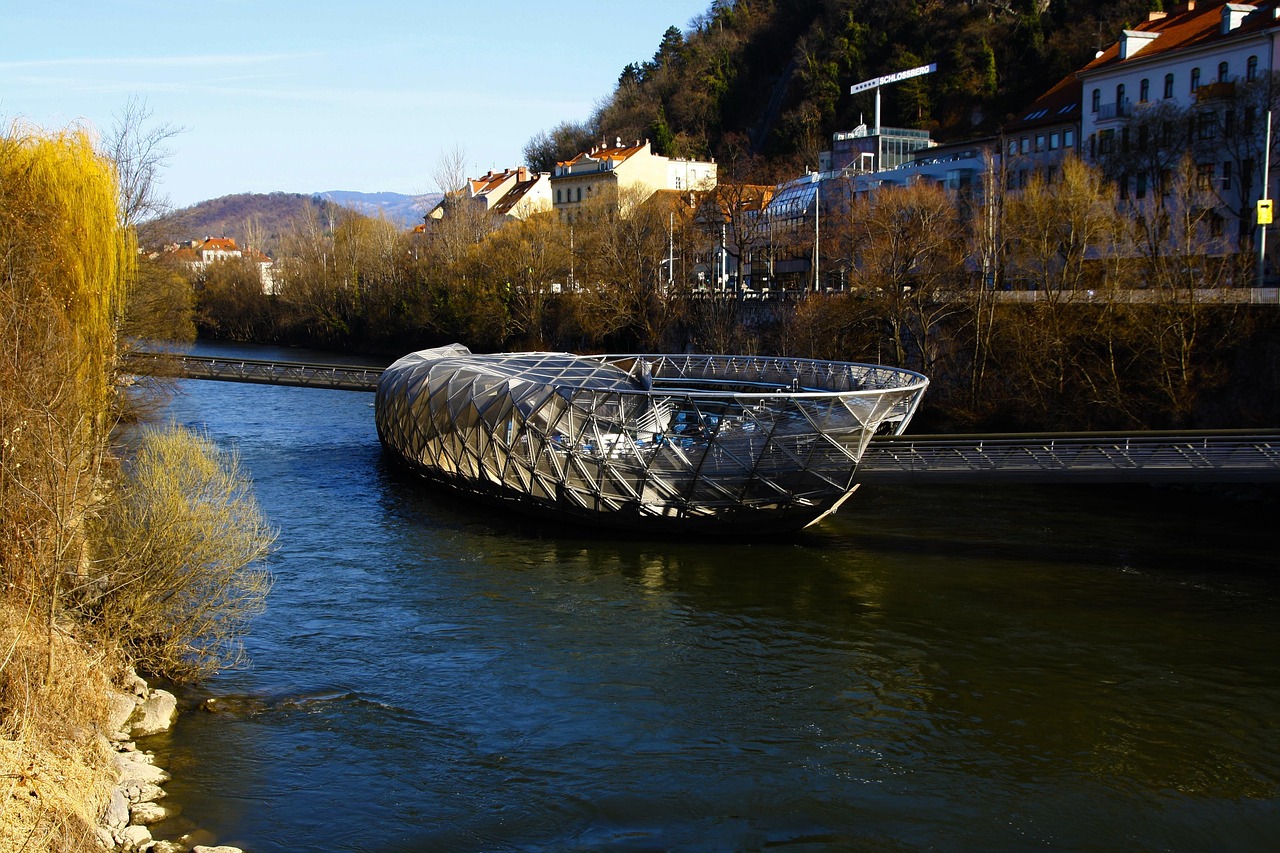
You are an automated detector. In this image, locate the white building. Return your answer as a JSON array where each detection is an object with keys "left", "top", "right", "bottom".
[
  {"left": 551, "top": 139, "right": 716, "bottom": 215},
  {"left": 1078, "top": 0, "right": 1280, "bottom": 237}
]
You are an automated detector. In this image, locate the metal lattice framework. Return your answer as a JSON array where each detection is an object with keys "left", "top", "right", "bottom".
[{"left": 375, "top": 345, "right": 927, "bottom": 533}]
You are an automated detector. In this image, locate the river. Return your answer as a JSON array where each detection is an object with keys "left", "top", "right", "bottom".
[{"left": 144, "top": 342, "right": 1280, "bottom": 852}]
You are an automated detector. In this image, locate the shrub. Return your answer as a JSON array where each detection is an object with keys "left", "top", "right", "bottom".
[{"left": 84, "top": 426, "right": 275, "bottom": 681}]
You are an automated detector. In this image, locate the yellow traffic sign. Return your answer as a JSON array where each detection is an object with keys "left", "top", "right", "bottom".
[{"left": 1258, "top": 199, "right": 1274, "bottom": 225}]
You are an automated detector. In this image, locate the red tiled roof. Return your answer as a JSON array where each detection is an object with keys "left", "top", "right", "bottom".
[
  {"left": 557, "top": 141, "right": 647, "bottom": 169},
  {"left": 490, "top": 177, "right": 540, "bottom": 215},
  {"left": 470, "top": 168, "right": 520, "bottom": 195},
  {"left": 1081, "top": 0, "right": 1277, "bottom": 76},
  {"left": 1004, "top": 72, "right": 1082, "bottom": 133},
  {"left": 199, "top": 237, "right": 239, "bottom": 251}
]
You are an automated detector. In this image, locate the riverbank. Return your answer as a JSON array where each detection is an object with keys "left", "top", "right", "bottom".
[{"left": 98, "top": 672, "right": 245, "bottom": 853}]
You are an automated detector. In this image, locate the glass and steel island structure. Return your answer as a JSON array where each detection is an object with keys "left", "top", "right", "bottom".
[{"left": 375, "top": 345, "right": 928, "bottom": 534}]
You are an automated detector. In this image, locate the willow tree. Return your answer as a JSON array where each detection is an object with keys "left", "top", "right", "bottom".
[{"left": 0, "top": 125, "right": 132, "bottom": 625}]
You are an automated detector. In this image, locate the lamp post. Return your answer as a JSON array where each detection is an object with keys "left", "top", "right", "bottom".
[{"left": 1257, "top": 110, "right": 1273, "bottom": 291}]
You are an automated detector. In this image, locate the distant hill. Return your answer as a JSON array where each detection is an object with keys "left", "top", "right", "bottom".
[
  {"left": 139, "top": 190, "right": 441, "bottom": 255},
  {"left": 316, "top": 190, "right": 441, "bottom": 229}
]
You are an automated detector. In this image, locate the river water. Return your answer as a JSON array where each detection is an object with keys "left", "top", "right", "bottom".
[{"left": 145, "top": 342, "right": 1280, "bottom": 852}]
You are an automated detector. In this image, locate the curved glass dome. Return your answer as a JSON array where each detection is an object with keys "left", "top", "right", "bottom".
[{"left": 375, "top": 345, "right": 928, "bottom": 533}]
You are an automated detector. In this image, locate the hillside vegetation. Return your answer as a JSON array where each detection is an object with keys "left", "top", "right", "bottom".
[
  {"left": 139, "top": 191, "right": 440, "bottom": 255},
  {"left": 530, "top": 0, "right": 1153, "bottom": 171},
  {"left": 137, "top": 192, "right": 345, "bottom": 255}
]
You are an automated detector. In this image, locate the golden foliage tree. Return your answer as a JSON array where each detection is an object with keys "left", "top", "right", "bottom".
[{"left": 0, "top": 124, "right": 132, "bottom": 633}]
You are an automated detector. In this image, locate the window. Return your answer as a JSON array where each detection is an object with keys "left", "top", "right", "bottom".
[
  {"left": 1064, "top": 129, "right": 1075, "bottom": 147},
  {"left": 1091, "top": 89, "right": 1100, "bottom": 112},
  {"left": 556, "top": 189, "right": 562, "bottom": 203},
  {"left": 1196, "top": 162, "right": 1214, "bottom": 190},
  {"left": 1138, "top": 125, "right": 1149, "bottom": 152},
  {"left": 1035, "top": 133, "right": 1045, "bottom": 152},
  {"left": 1164, "top": 73, "right": 1175, "bottom": 99},
  {"left": 1120, "top": 172, "right": 1129, "bottom": 200},
  {"left": 576, "top": 187, "right": 582, "bottom": 202},
  {"left": 1098, "top": 128, "right": 1115, "bottom": 154},
  {"left": 1050, "top": 131, "right": 1060, "bottom": 150},
  {"left": 1191, "top": 67, "right": 1201, "bottom": 91},
  {"left": 1116, "top": 83, "right": 1126, "bottom": 109},
  {"left": 1020, "top": 136, "right": 1030, "bottom": 154},
  {"left": 1140, "top": 78, "right": 1150, "bottom": 102},
  {"left": 1198, "top": 112, "right": 1218, "bottom": 139},
  {"left": 1136, "top": 171, "right": 1148, "bottom": 200},
  {"left": 1218, "top": 62, "right": 1229, "bottom": 83},
  {"left": 1248, "top": 55, "right": 1259, "bottom": 81},
  {"left": 1223, "top": 160, "right": 1232, "bottom": 191},
  {"left": 675, "top": 177, "right": 682, "bottom": 189},
  {"left": 1225, "top": 110, "right": 1236, "bottom": 138},
  {"left": 1245, "top": 106, "right": 1257, "bottom": 134},
  {"left": 1007, "top": 139, "right": 1018, "bottom": 155}
]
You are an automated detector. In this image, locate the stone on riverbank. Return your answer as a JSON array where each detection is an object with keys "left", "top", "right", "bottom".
[
  {"left": 118, "top": 823, "right": 153, "bottom": 851},
  {"left": 106, "top": 690, "right": 140, "bottom": 740},
  {"left": 130, "top": 689, "right": 178, "bottom": 737},
  {"left": 112, "top": 749, "right": 171, "bottom": 787},
  {"left": 130, "top": 799, "right": 175, "bottom": 825}
]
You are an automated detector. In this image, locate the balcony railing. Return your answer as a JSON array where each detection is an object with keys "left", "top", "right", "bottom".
[
  {"left": 1196, "top": 81, "right": 1236, "bottom": 102},
  {"left": 1095, "top": 100, "right": 1132, "bottom": 122}
]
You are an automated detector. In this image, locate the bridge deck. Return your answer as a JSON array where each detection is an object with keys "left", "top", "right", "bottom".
[
  {"left": 124, "top": 351, "right": 384, "bottom": 391},
  {"left": 860, "top": 431, "right": 1280, "bottom": 484},
  {"left": 125, "top": 352, "right": 1280, "bottom": 484}
]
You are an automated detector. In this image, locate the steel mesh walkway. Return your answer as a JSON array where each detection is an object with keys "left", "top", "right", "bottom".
[
  {"left": 123, "top": 351, "right": 384, "bottom": 391},
  {"left": 126, "top": 352, "right": 1280, "bottom": 484},
  {"left": 859, "top": 431, "right": 1280, "bottom": 483}
]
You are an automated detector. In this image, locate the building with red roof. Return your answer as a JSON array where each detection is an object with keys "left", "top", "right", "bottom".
[{"left": 550, "top": 139, "right": 716, "bottom": 216}]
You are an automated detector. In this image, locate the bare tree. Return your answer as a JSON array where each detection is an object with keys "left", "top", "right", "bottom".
[{"left": 102, "top": 97, "right": 183, "bottom": 229}]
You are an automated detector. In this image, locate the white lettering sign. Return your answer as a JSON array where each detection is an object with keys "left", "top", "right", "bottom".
[{"left": 850, "top": 63, "right": 937, "bottom": 95}]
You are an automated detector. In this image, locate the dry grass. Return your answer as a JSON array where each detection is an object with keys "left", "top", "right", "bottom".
[{"left": 0, "top": 602, "right": 117, "bottom": 852}]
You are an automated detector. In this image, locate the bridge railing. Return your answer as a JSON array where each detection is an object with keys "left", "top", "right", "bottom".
[
  {"left": 122, "top": 351, "right": 385, "bottom": 391},
  {"left": 860, "top": 429, "right": 1280, "bottom": 483}
]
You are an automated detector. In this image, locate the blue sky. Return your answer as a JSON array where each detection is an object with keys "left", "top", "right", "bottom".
[{"left": 1, "top": 1, "right": 710, "bottom": 208}]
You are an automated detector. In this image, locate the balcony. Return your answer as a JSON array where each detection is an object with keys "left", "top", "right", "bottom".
[
  {"left": 1196, "top": 81, "right": 1236, "bottom": 102},
  {"left": 1094, "top": 100, "right": 1132, "bottom": 123}
]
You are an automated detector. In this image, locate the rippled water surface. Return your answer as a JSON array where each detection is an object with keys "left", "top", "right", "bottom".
[{"left": 146, "top": 342, "right": 1280, "bottom": 852}]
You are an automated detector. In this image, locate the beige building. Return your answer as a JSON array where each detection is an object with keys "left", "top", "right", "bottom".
[
  {"left": 551, "top": 139, "right": 716, "bottom": 215},
  {"left": 428, "top": 166, "right": 552, "bottom": 221}
]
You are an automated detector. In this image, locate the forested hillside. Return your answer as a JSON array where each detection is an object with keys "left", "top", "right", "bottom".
[
  {"left": 137, "top": 192, "right": 346, "bottom": 255},
  {"left": 528, "top": 0, "right": 1154, "bottom": 172}
]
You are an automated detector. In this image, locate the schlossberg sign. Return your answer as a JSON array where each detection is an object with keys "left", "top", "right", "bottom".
[{"left": 850, "top": 64, "right": 938, "bottom": 94}]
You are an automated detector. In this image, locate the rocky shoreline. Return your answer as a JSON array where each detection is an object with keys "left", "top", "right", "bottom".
[{"left": 98, "top": 675, "right": 242, "bottom": 853}]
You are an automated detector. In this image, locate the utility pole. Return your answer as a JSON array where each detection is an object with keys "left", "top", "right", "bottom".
[
  {"left": 1257, "top": 110, "right": 1273, "bottom": 291},
  {"left": 812, "top": 173, "right": 821, "bottom": 292}
]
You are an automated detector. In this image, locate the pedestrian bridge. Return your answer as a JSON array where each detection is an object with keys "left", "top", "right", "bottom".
[{"left": 125, "top": 351, "right": 1280, "bottom": 485}]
